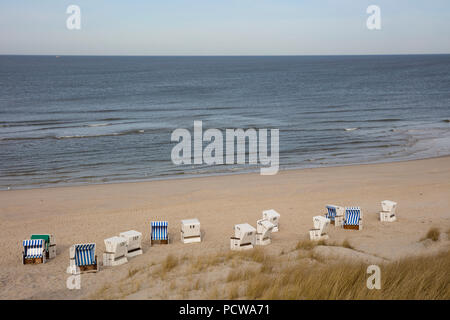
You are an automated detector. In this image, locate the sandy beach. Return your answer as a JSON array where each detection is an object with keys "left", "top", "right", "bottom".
[{"left": 1, "top": 156, "right": 449, "bottom": 299}]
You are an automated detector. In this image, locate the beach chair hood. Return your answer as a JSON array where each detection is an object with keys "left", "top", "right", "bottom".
[
  {"left": 23, "top": 239, "right": 45, "bottom": 258},
  {"left": 73, "top": 243, "right": 96, "bottom": 266},
  {"left": 104, "top": 236, "right": 127, "bottom": 256},
  {"left": 119, "top": 230, "right": 142, "bottom": 252},
  {"left": 381, "top": 200, "right": 397, "bottom": 212}
]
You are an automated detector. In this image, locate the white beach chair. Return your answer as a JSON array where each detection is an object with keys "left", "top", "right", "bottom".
[
  {"left": 343, "top": 207, "right": 363, "bottom": 230},
  {"left": 262, "top": 209, "right": 280, "bottom": 232},
  {"left": 119, "top": 230, "right": 143, "bottom": 257},
  {"left": 151, "top": 221, "right": 169, "bottom": 245},
  {"left": 181, "top": 218, "right": 201, "bottom": 244},
  {"left": 67, "top": 243, "right": 98, "bottom": 274},
  {"left": 324, "top": 205, "right": 345, "bottom": 227},
  {"left": 309, "top": 216, "right": 330, "bottom": 241},
  {"left": 255, "top": 219, "right": 274, "bottom": 245},
  {"left": 22, "top": 239, "right": 46, "bottom": 264},
  {"left": 379, "top": 200, "right": 397, "bottom": 222},
  {"left": 103, "top": 236, "right": 128, "bottom": 267},
  {"left": 230, "top": 223, "right": 256, "bottom": 251}
]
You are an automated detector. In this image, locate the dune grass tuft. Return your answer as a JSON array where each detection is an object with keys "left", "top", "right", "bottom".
[
  {"left": 295, "top": 239, "right": 317, "bottom": 250},
  {"left": 342, "top": 239, "right": 354, "bottom": 249},
  {"left": 227, "top": 283, "right": 240, "bottom": 299},
  {"left": 127, "top": 267, "right": 140, "bottom": 278},
  {"left": 162, "top": 254, "right": 179, "bottom": 272},
  {"left": 424, "top": 227, "right": 440, "bottom": 242}
]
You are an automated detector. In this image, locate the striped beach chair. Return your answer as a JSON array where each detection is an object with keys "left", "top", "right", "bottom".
[
  {"left": 30, "top": 234, "right": 56, "bottom": 259},
  {"left": 22, "top": 239, "right": 46, "bottom": 264},
  {"left": 325, "top": 206, "right": 336, "bottom": 221},
  {"left": 151, "top": 221, "right": 169, "bottom": 245},
  {"left": 68, "top": 243, "right": 98, "bottom": 274},
  {"left": 325, "top": 205, "right": 344, "bottom": 226},
  {"left": 343, "top": 207, "right": 363, "bottom": 230}
]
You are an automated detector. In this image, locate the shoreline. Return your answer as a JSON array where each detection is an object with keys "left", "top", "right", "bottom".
[{"left": 2, "top": 153, "right": 450, "bottom": 192}]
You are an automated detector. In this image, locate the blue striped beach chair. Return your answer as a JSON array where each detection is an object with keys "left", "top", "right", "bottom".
[
  {"left": 325, "top": 206, "right": 337, "bottom": 222},
  {"left": 151, "top": 221, "right": 169, "bottom": 245},
  {"left": 30, "top": 234, "right": 56, "bottom": 259},
  {"left": 343, "top": 207, "right": 363, "bottom": 230},
  {"left": 69, "top": 243, "right": 98, "bottom": 273},
  {"left": 22, "top": 239, "right": 46, "bottom": 264},
  {"left": 325, "top": 205, "right": 345, "bottom": 226}
]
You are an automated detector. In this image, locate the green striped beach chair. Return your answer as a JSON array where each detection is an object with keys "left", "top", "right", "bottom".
[{"left": 30, "top": 234, "right": 56, "bottom": 259}]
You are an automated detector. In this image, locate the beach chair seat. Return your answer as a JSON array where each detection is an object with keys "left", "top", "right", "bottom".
[
  {"left": 103, "top": 236, "right": 128, "bottom": 267},
  {"left": 343, "top": 207, "right": 363, "bottom": 230},
  {"left": 181, "top": 218, "right": 201, "bottom": 244},
  {"left": 324, "top": 205, "right": 345, "bottom": 227},
  {"left": 262, "top": 209, "right": 280, "bottom": 232},
  {"left": 151, "top": 221, "right": 169, "bottom": 245},
  {"left": 309, "top": 216, "right": 330, "bottom": 241},
  {"left": 255, "top": 219, "right": 274, "bottom": 245},
  {"left": 22, "top": 239, "right": 46, "bottom": 264},
  {"left": 380, "top": 200, "right": 397, "bottom": 222},
  {"left": 119, "top": 230, "right": 143, "bottom": 257},
  {"left": 230, "top": 223, "right": 256, "bottom": 251},
  {"left": 30, "top": 234, "right": 56, "bottom": 259},
  {"left": 68, "top": 243, "right": 98, "bottom": 274}
]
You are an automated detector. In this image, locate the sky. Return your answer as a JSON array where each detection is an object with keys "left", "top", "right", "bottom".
[{"left": 0, "top": 0, "right": 449, "bottom": 55}]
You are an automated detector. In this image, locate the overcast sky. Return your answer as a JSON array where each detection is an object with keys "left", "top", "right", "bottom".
[{"left": 1, "top": 0, "right": 449, "bottom": 55}]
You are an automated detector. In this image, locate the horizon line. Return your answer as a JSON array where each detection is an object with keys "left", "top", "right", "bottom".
[{"left": 1, "top": 53, "right": 450, "bottom": 57}]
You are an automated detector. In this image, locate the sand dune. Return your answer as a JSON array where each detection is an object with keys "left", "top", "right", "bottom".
[{"left": 0, "top": 156, "right": 449, "bottom": 299}]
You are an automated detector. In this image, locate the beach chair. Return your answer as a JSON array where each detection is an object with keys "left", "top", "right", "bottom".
[
  {"left": 181, "top": 218, "right": 201, "bottom": 244},
  {"left": 309, "top": 216, "right": 330, "bottom": 241},
  {"left": 324, "top": 205, "right": 345, "bottom": 227},
  {"left": 30, "top": 234, "right": 56, "bottom": 259},
  {"left": 67, "top": 243, "right": 98, "bottom": 274},
  {"left": 22, "top": 239, "right": 46, "bottom": 264},
  {"left": 343, "top": 207, "right": 363, "bottom": 230},
  {"left": 151, "top": 221, "right": 169, "bottom": 245},
  {"left": 262, "top": 209, "right": 280, "bottom": 232},
  {"left": 103, "top": 236, "right": 128, "bottom": 267},
  {"left": 230, "top": 223, "right": 256, "bottom": 251},
  {"left": 119, "top": 230, "right": 143, "bottom": 257},
  {"left": 380, "top": 200, "right": 397, "bottom": 222},
  {"left": 255, "top": 219, "right": 274, "bottom": 245}
]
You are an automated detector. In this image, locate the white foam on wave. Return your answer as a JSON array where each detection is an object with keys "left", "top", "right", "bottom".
[
  {"left": 345, "top": 127, "right": 359, "bottom": 131},
  {"left": 87, "top": 122, "right": 111, "bottom": 127}
]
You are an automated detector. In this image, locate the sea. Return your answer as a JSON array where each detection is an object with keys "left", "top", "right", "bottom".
[{"left": 1, "top": 55, "right": 449, "bottom": 189}]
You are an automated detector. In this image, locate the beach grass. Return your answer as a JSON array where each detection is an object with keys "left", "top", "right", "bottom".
[
  {"left": 91, "top": 246, "right": 449, "bottom": 300},
  {"left": 423, "top": 227, "right": 441, "bottom": 242}
]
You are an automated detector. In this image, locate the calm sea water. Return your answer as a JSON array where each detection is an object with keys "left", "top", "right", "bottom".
[{"left": 1, "top": 55, "right": 449, "bottom": 189}]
